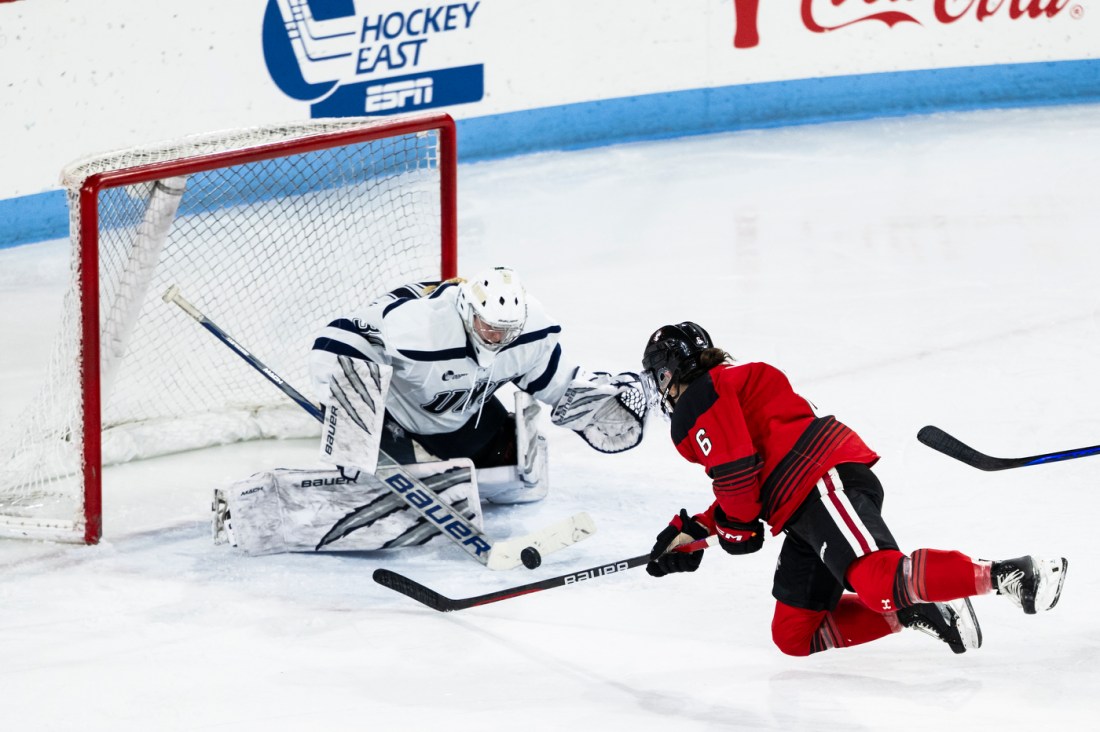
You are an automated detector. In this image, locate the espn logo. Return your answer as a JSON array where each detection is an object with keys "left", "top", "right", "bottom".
[{"left": 365, "top": 78, "right": 433, "bottom": 113}]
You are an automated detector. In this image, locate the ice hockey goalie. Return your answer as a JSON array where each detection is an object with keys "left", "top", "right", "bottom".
[{"left": 214, "top": 265, "right": 648, "bottom": 554}]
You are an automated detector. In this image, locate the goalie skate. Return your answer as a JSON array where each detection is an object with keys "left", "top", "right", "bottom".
[
  {"left": 897, "top": 599, "right": 982, "bottom": 654},
  {"left": 212, "top": 489, "right": 235, "bottom": 547},
  {"left": 991, "top": 556, "right": 1068, "bottom": 614}
]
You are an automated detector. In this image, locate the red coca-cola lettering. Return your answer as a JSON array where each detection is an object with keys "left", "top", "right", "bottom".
[
  {"left": 732, "top": 0, "right": 760, "bottom": 49},
  {"left": 935, "top": 0, "right": 1071, "bottom": 23},
  {"left": 731, "top": 0, "right": 1076, "bottom": 49},
  {"left": 801, "top": 0, "right": 922, "bottom": 35}
]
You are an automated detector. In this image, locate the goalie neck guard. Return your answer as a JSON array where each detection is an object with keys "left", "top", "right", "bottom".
[
  {"left": 457, "top": 266, "right": 528, "bottom": 366},
  {"left": 641, "top": 321, "right": 713, "bottom": 415}
]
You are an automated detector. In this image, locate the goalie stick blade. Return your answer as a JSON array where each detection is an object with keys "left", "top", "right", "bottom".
[
  {"left": 918, "top": 425, "right": 1100, "bottom": 471},
  {"left": 374, "top": 536, "right": 716, "bottom": 612},
  {"left": 486, "top": 511, "right": 597, "bottom": 571}
]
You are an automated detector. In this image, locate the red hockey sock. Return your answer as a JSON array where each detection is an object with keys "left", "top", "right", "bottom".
[
  {"left": 846, "top": 548, "right": 906, "bottom": 612},
  {"left": 899, "top": 549, "right": 987, "bottom": 603},
  {"left": 771, "top": 597, "right": 899, "bottom": 656},
  {"left": 826, "top": 595, "right": 901, "bottom": 648}
]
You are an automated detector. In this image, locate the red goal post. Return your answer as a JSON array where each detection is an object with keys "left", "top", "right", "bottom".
[{"left": 0, "top": 113, "right": 457, "bottom": 544}]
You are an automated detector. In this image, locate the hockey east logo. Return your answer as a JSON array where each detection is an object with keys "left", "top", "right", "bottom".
[{"left": 262, "top": 0, "right": 485, "bottom": 118}]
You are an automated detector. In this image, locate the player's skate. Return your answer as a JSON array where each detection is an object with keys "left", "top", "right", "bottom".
[
  {"left": 991, "top": 556, "right": 1068, "bottom": 614},
  {"left": 897, "top": 599, "right": 982, "bottom": 654},
  {"left": 212, "top": 488, "right": 235, "bottom": 546}
]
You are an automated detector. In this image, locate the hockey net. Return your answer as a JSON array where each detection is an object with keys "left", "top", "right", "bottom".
[{"left": 0, "top": 113, "right": 457, "bottom": 543}]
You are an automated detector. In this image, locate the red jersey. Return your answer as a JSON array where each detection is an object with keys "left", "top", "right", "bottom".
[{"left": 670, "top": 362, "right": 878, "bottom": 535}]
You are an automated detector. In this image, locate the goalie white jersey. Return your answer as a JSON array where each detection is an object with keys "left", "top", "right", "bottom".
[{"left": 309, "top": 280, "right": 578, "bottom": 435}]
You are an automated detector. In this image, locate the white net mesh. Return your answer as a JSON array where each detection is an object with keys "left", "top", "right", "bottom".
[{"left": 0, "top": 116, "right": 450, "bottom": 541}]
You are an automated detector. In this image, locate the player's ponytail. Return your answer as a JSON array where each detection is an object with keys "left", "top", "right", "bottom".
[{"left": 697, "top": 347, "right": 733, "bottom": 372}]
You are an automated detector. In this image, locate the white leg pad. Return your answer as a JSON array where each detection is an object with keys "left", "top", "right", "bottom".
[
  {"left": 221, "top": 459, "right": 481, "bottom": 555},
  {"left": 479, "top": 391, "right": 549, "bottom": 504}
]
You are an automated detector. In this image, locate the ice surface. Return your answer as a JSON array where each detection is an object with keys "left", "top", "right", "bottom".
[{"left": 2, "top": 105, "right": 1099, "bottom": 730}]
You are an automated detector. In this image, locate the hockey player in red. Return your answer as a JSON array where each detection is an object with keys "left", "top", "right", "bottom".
[{"left": 641, "top": 322, "right": 1068, "bottom": 655}]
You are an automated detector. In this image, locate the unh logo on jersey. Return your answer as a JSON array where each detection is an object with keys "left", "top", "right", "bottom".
[
  {"left": 422, "top": 377, "right": 512, "bottom": 414},
  {"left": 262, "top": 0, "right": 485, "bottom": 118}
]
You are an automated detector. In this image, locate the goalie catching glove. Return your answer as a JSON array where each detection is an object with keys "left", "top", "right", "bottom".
[
  {"left": 646, "top": 509, "right": 710, "bottom": 577},
  {"left": 550, "top": 370, "right": 649, "bottom": 453}
]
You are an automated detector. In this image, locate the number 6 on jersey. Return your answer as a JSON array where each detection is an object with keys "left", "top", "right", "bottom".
[{"left": 696, "top": 428, "right": 712, "bottom": 455}]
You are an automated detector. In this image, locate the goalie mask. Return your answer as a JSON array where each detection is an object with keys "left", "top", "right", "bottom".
[
  {"left": 457, "top": 266, "right": 528, "bottom": 365},
  {"left": 641, "top": 322, "right": 713, "bottom": 416}
]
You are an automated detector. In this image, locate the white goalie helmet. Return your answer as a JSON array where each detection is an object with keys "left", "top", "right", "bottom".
[{"left": 456, "top": 266, "right": 528, "bottom": 365}]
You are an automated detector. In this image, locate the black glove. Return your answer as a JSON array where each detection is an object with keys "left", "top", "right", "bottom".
[
  {"left": 713, "top": 505, "right": 764, "bottom": 555},
  {"left": 646, "top": 509, "right": 710, "bottom": 577}
]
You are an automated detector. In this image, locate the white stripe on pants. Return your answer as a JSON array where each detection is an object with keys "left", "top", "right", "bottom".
[{"left": 816, "top": 468, "right": 879, "bottom": 556}]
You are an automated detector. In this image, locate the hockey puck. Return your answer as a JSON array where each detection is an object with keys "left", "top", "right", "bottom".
[{"left": 520, "top": 546, "right": 542, "bottom": 570}]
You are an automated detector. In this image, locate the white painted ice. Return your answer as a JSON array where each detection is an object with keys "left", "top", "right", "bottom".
[{"left": 2, "top": 104, "right": 1099, "bottom": 730}]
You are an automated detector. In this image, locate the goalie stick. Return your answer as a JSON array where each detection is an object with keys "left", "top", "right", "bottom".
[
  {"left": 918, "top": 425, "right": 1100, "bottom": 471},
  {"left": 163, "top": 285, "right": 595, "bottom": 571},
  {"left": 374, "top": 536, "right": 715, "bottom": 612}
]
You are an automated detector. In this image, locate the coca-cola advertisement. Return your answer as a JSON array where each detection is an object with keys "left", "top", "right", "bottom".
[{"left": 731, "top": 0, "right": 1085, "bottom": 49}]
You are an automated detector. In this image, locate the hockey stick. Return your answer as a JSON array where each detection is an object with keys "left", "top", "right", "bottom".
[
  {"left": 918, "top": 425, "right": 1100, "bottom": 471},
  {"left": 163, "top": 285, "right": 595, "bottom": 570},
  {"left": 374, "top": 536, "right": 715, "bottom": 612}
]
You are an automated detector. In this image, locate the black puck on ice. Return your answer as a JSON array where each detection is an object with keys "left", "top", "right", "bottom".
[{"left": 520, "top": 546, "right": 542, "bottom": 569}]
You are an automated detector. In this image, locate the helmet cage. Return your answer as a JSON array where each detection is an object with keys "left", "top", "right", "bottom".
[
  {"left": 640, "top": 364, "right": 676, "bottom": 419},
  {"left": 470, "top": 312, "right": 523, "bottom": 352},
  {"left": 641, "top": 322, "right": 713, "bottom": 415}
]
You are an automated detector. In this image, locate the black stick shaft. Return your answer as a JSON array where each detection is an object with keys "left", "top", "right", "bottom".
[
  {"left": 374, "top": 537, "right": 713, "bottom": 612},
  {"left": 918, "top": 425, "right": 1100, "bottom": 471},
  {"left": 374, "top": 556, "right": 649, "bottom": 611}
]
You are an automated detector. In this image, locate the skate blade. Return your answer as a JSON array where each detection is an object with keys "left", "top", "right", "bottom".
[
  {"left": 931, "top": 598, "right": 983, "bottom": 654},
  {"left": 950, "top": 597, "right": 983, "bottom": 653},
  {"left": 1035, "top": 557, "right": 1068, "bottom": 613}
]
